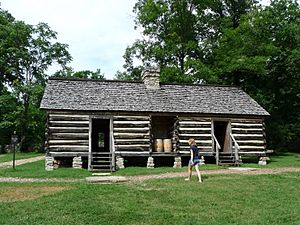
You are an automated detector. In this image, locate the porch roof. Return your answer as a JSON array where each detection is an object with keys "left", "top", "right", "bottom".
[{"left": 40, "top": 78, "right": 269, "bottom": 116}]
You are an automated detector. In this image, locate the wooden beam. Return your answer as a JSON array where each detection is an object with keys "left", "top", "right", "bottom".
[
  {"left": 113, "top": 127, "right": 149, "bottom": 132},
  {"left": 49, "top": 121, "right": 89, "bottom": 124},
  {"left": 179, "top": 128, "right": 211, "bottom": 131},
  {"left": 49, "top": 140, "right": 89, "bottom": 144},
  {"left": 231, "top": 123, "right": 263, "bottom": 127},
  {"left": 179, "top": 121, "right": 211, "bottom": 125},
  {"left": 179, "top": 134, "right": 211, "bottom": 137}
]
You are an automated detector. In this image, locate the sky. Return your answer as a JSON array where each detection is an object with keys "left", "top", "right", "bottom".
[
  {"left": 1, "top": 0, "right": 140, "bottom": 79},
  {"left": 1, "top": 1, "right": 271, "bottom": 80}
]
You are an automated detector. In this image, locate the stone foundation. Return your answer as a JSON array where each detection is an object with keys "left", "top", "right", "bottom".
[
  {"left": 258, "top": 156, "right": 270, "bottom": 165},
  {"left": 147, "top": 156, "right": 155, "bottom": 168},
  {"left": 173, "top": 156, "right": 182, "bottom": 168},
  {"left": 200, "top": 156, "right": 205, "bottom": 166},
  {"left": 116, "top": 156, "right": 125, "bottom": 169},
  {"left": 45, "top": 156, "right": 54, "bottom": 171},
  {"left": 72, "top": 156, "right": 83, "bottom": 169}
]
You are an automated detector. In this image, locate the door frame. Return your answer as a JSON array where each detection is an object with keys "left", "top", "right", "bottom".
[
  {"left": 88, "top": 116, "right": 114, "bottom": 170},
  {"left": 211, "top": 119, "right": 232, "bottom": 153}
]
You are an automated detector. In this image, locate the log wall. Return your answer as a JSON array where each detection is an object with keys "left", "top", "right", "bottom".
[
  {"left": 231, "top": 118, "right": 266, "bottom": 153},
  {"left": 45, "top": 112, "right": 266, "bottom": 158},
  {"left": 178, "top": 117, "right": 212, "bottom": 151},
  {"left": 113, "top": 116, "right": 150, "bottom": 152},
  {"left": 47, "top": 113, "right": 89, "bottom": 156}
]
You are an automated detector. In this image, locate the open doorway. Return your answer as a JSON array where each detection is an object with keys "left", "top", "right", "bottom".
[
  {"left": 91, "top": 119, "right": 110, "bottom": 153},
  {"left": 213, "top": 120, "right": 231, "bottom": 152},
  {"left": 151, "top": 116, "right": 176, "bottom": 152}
]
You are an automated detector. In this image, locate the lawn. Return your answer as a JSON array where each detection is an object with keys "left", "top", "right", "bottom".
[
  {"left": 0, "top": 152, "right": 299, "bottom": 224},
  {"left": 0, "top": 152, "right": 299, "bottom": 179},
  {"left": 0, "top": 152, "right": 44, "bottom": 163},
  {"left": 0, "top": 172, "right": 299, "bottom": 225},
  {"left": 241, "top": 152, "right": 300, "bottom": 168}
]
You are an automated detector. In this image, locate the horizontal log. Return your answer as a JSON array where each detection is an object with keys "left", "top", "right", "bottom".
[
  {"left": 49, "top": 146, "right": 89, "bottom": 151},
  {"left": 50, "top": 133, "right": 89, "bottom": 140},
  {"left": 114, "top": 133, "right": 150, "bottom": 137},
  {"left": 113, "top": 116, "right": 149, "bottom": 121},
  {"left": 233, "top": 134, "right": 264, "bottom": 138},
  {"left": 230, "top": 119, "right": 263, "bottom": 123},
  {"left": 49, "top": 114, "right": 89, "bottom": 118},
  {"left": 49, "top": 115, "right": 89, "bottom": 121},
  {"left": 179, "top": 140, "right": 212, "bottom": 144},
  {"left": 49, "top": 121, "right": 89, "bottom": 127},
  {"left": 179, "top": 130, "right": 211, "bottom": 135},
  {"left": 116, "top": 144, "right": 149, "bottom": 148},
  {"left": 49, "top": 151, "right": 89, "bottom": 157},
  {"left": 113, "top": 121, "right": 149, "bottom": 125},
  {"left": 113, "top": 127, "right": 149, "bottom": 132},
  {"left": 231, "top": 128, "right": 263, "bottom": 133},
  {"left": 49, "top": 127, "right": 89, "bottom": 133},
  {"left": 179, "top": 118, "right": 210, "bottom": 122},
  {"left": 50, "top": 120, "right": 89, "bottom": 124},
  {"left": 179, "top": 121, "right": 211, "bottom": 125},
  {"left": 231, "top": 123, "right": 263, "bottom": 127},
  {"left": 51, "top": 133, "right": 89, "bottom": 137},
  {"left": 236, "top": 140, "right": 265, "bottom": 144},
  {"left": 115, "top": 145, "right": 149, "bottom": 151},
  {"left": 179, "top": 146, "right": 212, "bottom": 150},
  {"left": 114, "top": 138, "right": 149, "bottom": 143},
  {"left": 239, "top": 146, "right": 265, "bottom": 150},
  {"left": 49, "top": 140, "right": 89, "bottom": 145},
  {"left": 179, "top": 128, "right": 211, "bottom": 131},
  {"left": 179, "top": 134, "right": 211, "bottom": 137}
]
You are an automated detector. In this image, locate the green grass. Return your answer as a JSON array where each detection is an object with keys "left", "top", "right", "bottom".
[
  {"left": 0, "top": 152, "right": 299, "bottom": 179},
  {"left": 241, "top": 152, "right": 300, "bottom": 168},
  {"left": 0, "top": 152, "right": 44, "bottom": 163},
  {"left": 114, "top": 164, "right": 220, "bottom": 176},
  {"left": 0, "top": 160, "right": 92, "bottom": 179},
  {"left": 0, "top": 172, "right": 299, "bottom": 225}
]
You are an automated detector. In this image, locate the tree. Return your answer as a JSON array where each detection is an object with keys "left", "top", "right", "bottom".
[
  {"left": 214, "top": 0, "right": 300, "bottom": 150},
  {"left": 120, "top": 0, "right": 257, "bottom": 83},
  {"left": 53, "top": 67, "right": 105, "bottom": 80},
  {"left": 0, "top": 8, "right": 72, "bottom": 151}
]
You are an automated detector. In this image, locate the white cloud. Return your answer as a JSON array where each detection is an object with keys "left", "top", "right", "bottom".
[{"left": 1, "top": 0, "right": 140, "bottom": 79}]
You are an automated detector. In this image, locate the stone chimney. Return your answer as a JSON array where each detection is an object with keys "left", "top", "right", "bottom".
[{"left": 142, "top": 68, "right": 160, "bottom": 90}]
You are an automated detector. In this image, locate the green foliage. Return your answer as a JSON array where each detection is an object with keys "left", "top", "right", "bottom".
[
  {"left": 214, "top": 0, "right": 300, "bottom": 150},
  {"left": 53, "top": 67, "right": 105, "bottom": 80},
  {"left": 0, "top": 7, "right": 72, "bottom": 151},
  {"left": 122, "top": 0, "right": 299, "bottom": 150},
  {"left": 120, "top": 0, "right": 257, "bottom": 82}
]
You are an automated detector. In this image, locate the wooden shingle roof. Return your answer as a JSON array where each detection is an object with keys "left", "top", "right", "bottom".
[{"left": 40, "top": 78, "right": 269, "bottom": 116}]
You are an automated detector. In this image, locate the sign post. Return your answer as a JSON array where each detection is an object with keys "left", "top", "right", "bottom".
[{"left": 11, "top": 132, "right": 18, "bottom": 170}]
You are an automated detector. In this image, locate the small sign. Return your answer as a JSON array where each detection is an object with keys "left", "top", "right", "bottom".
[{"left": 11, "top": 134, "right": 18, "bottom": 144}]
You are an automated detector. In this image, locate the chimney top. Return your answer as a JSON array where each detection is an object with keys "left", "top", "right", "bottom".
[{"left": 142, "top": 67, "right": 160, "bottom": 90}]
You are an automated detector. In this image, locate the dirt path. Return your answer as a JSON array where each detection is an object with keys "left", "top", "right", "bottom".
[
  {"left": 127, "top": 167, "right": 300, "bottom": 181},
  {"left": 0, "top": 156, "right": 44, "bottom": 168},
  {"left": 1, "top": 167, "right": 300, "bottom": 183}
]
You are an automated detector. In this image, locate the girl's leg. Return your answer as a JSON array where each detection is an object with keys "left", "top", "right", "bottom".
[
  {"left": 185, "top": 165, "right": 192, "bottom": 181},
  {"left": 195, "top": 165, "right": 202, "bottom": 182}
]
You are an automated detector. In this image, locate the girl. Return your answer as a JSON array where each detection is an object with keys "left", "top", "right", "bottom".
[{"left": 185, "top": 138, "right": 202, "bottom": 182}]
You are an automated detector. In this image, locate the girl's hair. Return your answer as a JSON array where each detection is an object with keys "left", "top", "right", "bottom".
[{"left": 188, "top": 138, "right": 197, "bottom": 146}]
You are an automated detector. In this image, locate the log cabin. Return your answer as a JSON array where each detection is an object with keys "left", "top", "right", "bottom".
[{"left": 40, "top": 68, "right": 270, "bottom": 171}]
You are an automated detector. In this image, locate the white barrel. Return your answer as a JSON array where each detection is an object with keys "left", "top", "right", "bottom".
[
  {"left": 154, "top": 139, "right": 163, "bottom": 152},
  {"left": 163, "top": 139, "right": 172, "bottom": 152}
]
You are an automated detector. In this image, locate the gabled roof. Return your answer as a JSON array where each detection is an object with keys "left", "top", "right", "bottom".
[{"left": 40, "top": 78, "right": 269, "bottom": 116}]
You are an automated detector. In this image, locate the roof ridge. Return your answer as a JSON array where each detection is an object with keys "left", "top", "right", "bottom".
[{"left": 48, "top": 77, "right": 239, "bottom": 88}]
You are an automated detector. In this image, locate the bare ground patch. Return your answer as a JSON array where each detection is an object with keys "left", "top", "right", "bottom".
[{"left": 0, "top": 186, "right": 69, "bottom": 202}]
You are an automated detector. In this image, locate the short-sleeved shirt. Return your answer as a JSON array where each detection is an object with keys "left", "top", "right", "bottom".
[{"left": 190, "top": 145, "right": 199, "bottom": 161}]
